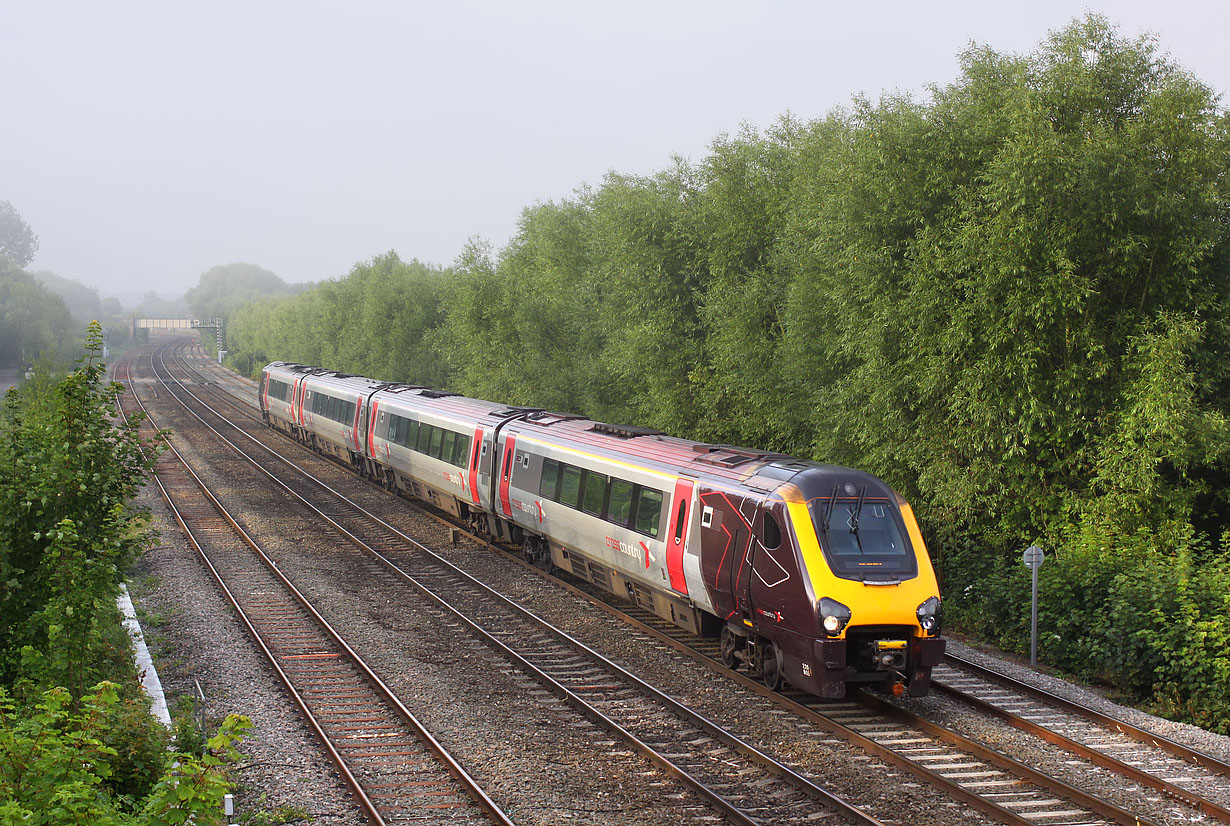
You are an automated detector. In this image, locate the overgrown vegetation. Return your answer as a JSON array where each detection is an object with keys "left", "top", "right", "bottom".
[
  {"left": 224, "top": 16, "right": 1230, "bottom": 731},
  {"left": 0, "top": 324, "right": 248, "bottom": 819},
  {"left": 228, "top": 251, "right": 449, "bottom": 388}
]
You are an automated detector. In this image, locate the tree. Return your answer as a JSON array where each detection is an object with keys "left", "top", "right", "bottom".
[
  {"left": 0, "top": 683, "right": 250, "bottom": 824},
  {"left": 30, "top": 271, "right": 101, "bottom": 322},
  {"left": 0, "top": 262, "right": 75, "bottom": 367},
  {"left": 0, "top": 201, "right": 39, "bottom": 270},
  {"left": 0, "top": 323, "right": 159, "bottom": 691},
  {"left": 184, "top": 262, "right": 297, "bottom": 321}
]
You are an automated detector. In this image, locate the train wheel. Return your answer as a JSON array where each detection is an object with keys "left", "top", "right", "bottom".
[
  {"left": 761, "top": 639, "right": 783, "bottom": 691},
  {"left": 720, "top": 626, "right": 740, "bottom": 670}
]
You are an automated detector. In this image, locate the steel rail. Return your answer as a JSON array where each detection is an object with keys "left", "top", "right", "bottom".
[
  {"left": 116, "top": 348, "right": 516, "bottom": 826},
  {"left": 931, "top": 673, "right": 1230, "bottom": 823},
  {"left": 152, "top": 339, "right": 884, "bottom": 826},
  {"left": 171, "top": 343, "right": 1219, "bottom": 826},
  {"left": 941, "top": 652, "right": 1230, "bottom": 781}
]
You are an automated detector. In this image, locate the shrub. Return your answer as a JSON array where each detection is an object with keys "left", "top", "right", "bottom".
[{"left": 0, "top": 682, "right": 248, "bottom": 825}]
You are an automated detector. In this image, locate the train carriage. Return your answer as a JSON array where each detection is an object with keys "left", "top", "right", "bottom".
[
  {"left": 260, "top": 362, "right": 945, "bottom": 699},
  {"left": 298, "top": 372, "right": 383, "bottom": 469},
  {"left": 259, "top": 362, "right": 300, "bottom": 433},
  {"left": 366, "top": 387, "right": 507, "bottom": 523}
]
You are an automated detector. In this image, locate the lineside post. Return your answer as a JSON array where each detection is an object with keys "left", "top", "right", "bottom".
[{"left": 1022, "top": 545, "right": 1045, "bottom": 667}]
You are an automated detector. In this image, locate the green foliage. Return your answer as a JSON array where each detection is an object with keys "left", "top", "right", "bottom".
[
  {"left": 228, "top": 251, "right": 448, "bottom": 387},
  {"left": 185, "top": 263, "right": 300, "bottom": 322},
  {"left": 0, "top": 323, "right": 160, "bottom": 691},
  {"left": 0, "top": 262, "right": 76, "bottom": 368},
  {"left": 28, "top": 270, "right": 102, "bottom": 323},
  {"left": 0, "top": 201, "right": 39, "bottom": 270},
  {"left": 0, "top": 682, "right": 249, "bottom": 824},
  {"left": 219, "top": 15, "right": 1230, "bottom": 730}
]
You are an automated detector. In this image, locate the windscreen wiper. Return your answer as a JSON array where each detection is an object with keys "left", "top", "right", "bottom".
[
  {"left": 822, "top": 484, "right": 840, "bottom": 532},
  {"left": 850, "top": 485, "right": 868, "bottom": 552}
]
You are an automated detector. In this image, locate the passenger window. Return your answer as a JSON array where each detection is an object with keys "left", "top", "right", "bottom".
[
  {"left": 416, "top": 424, "right": 433, "bottom": 453},
  {"left": 635, "top": 489, "right": 663, "bottom": 538},
  {"left": 403, "top": 419, "right": 418, "bottom": 448},
  {"left": 559, "top": 466, "right": 582, "bottom": 508},
  {"left": 608, "top": 480, "right": 633, "bottom": 526},
  {"left": 540, "top": 459, "right": 560, "bottom": 499},
  {"left": 453, "top": 434, "right": 471, "bottom": 467},
  {"left": 429, "top": 427, "right": 445, "bottom": 459},
  {"left": 441, "top": 431, "right": 456, "bottom": 464},
  {"left": 582, "top": 472, "right": 608, "bottom": 516},
  {"left": 763, "top": 512, "right": 782, "bottom": 550}
]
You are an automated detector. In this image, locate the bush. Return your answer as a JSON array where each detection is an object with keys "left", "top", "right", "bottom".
[
  {"left": 0, "top": 682, "right": 249, "bottom": 825},
  {"left": 945, "top": 521, "right": 1230, "bottom": 733},
  {"left": 1109, "top": 537, "right": 1230, "bottom": 733}
]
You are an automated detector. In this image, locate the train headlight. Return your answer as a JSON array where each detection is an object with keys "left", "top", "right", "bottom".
[
  {"left": 819, "top": 598, "right": 852, "bottom": 637},
  {"left": 916, "top": 596, "right": 942, "bottom": 636}
]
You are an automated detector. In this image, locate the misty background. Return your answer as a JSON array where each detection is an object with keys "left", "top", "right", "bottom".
[{"left": 2, "top": 1, "right": 1227, "bottom": 307}]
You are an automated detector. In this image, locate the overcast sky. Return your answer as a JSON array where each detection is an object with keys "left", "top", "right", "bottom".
[{"left": 2, "top": 1, "right": 1226, "bottom": 303}]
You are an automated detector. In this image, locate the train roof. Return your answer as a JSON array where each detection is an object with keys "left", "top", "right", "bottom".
[
  {"left": 506, "top": 412, "right": 818, "bottom": 491},
  {"left": 262, "top": 362, "right": 879, "bottom": 495}
]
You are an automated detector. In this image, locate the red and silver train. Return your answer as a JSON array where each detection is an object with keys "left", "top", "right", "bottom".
[{"left": 260, "top": 362, "right": 945, "bottom": 698}]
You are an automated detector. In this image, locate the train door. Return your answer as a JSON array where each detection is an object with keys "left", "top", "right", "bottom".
[
  {"left": 748, "top": 502, "right": 796, "bottom": 616},
  {"left": 697, "top": 487, "right": 745, "bottom": 620},
  {"left": 728, "top": 515, "right": 753, "bottom": 620},
  {"left": 498, "top": 434, "right": 517, "bottom": 518},
  {"left": 292, "top": 377, "right": 306, "bottom": 426},
  {"left": 666, "top": 478, "right": 694, "bottom": 594},
  {"left": 467, "top": 426, "right": 484, "bottom": 505}
]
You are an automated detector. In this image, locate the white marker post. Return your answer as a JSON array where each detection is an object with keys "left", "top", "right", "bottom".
[{"left": 1022, "top": 545, "right": 1045, "bottom": 667}]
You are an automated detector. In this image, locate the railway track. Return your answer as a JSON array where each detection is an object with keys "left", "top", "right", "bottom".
[
  {"left": 131, "top": 339, "right": 887, "bottom": 826},
  {"left": 154, "top": 340, "right": 1230, "bottom": 826},
  {"left": 932, "top": 654, "right": 1230, "bottom": 822},
  {"left": 115, "top": 348, "right": 516, "bottom": 826}
]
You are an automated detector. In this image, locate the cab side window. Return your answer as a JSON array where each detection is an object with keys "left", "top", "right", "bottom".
[{"left": 762, "top": 511, "right": 782, "bottom": 550}]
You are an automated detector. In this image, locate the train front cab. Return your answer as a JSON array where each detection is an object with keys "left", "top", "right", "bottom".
[{"left": 778, "top": 468, "right": 945, "bottom": 698}]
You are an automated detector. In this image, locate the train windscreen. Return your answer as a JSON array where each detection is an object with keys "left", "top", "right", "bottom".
[{"left": 806, "top": 492, "right": 918, "bottom": 581}]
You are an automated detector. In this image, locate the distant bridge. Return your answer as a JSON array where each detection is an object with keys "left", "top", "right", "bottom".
[
  {"left": 131, "top": 317, "right": 224, "bottom": 334},
  {"left": 132, "top": 318, "right": 225, "bottom": 356}
]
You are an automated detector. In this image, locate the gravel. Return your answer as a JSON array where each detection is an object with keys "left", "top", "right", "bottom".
[{"left": 125, "top": 347, "right": 1230, "bottom": 826}]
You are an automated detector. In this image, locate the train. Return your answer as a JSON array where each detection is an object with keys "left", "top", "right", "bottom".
[{"left": 259, "top": 361, "right": 946, "bottom": 698}]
